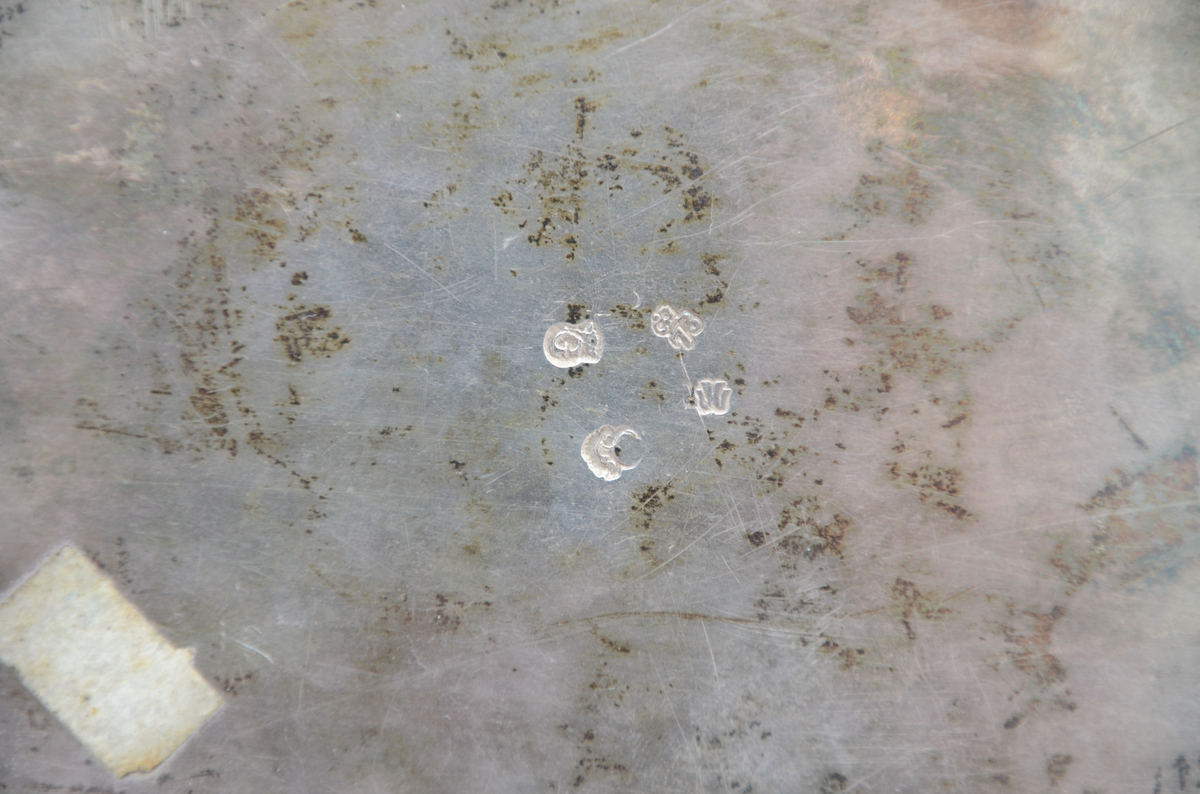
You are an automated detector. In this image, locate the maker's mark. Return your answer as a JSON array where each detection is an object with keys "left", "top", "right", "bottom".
[
  {"left": 581, "top": 425, "right": 643, "bottom": 481},
  {"left": 650, "top": 304, "right": 704, "bottom": 351},
  {"left": 693, "top": 378, "right": 733, "bottom": 416},
  {"left": 543, "top": 320, "right": 605, "bottom": 367}
]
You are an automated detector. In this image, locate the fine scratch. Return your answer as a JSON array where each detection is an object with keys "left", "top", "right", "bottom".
[
  {"left": 649, "top": 654, "right": 701, "bottom": 777},
  {"left": 1110, "top": 405, "right": 1149, "bottom": 450},
  {"left": 700, "top": 620, "right": 720, "bottom": 687},
  {"left": 607, "top": 0, "right": 715, "bottom": 57},
  {"left": 248, "top": 17, "right": 312, "bottom": 85},
  {"left": 236, "top": 639, "right": 275, "bottom": 664},
  {"left": 1119, "top": 113, "right": 1200, "bottom": 153},
  {"left": 383, "top": 241, "right": 467, "bottom": 306},
  {"left": 296, "top": 608, "right": 314, "bottom": 718}
]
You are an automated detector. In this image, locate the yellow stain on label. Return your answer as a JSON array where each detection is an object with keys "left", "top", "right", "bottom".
[{"left": 0, "top": 545, "right": 222, "bottom": 776}]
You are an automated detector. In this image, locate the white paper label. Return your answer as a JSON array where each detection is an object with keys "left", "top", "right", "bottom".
[{"left": 0, "top": 544, "right": 222, "bottom": 776}]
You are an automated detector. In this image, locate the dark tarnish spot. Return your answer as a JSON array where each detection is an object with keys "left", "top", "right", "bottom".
[
  {"left": 681, "top": 184, "right": 713, "bottom": 222},
  {"left": 858, "top": 251, "right": 912, "bottom": 290},
  {"left": 189, "top": 387, "right": 229, "bottom": 437},
  {"left": 846, "top": 163, "right": 936, "bottom": 226},
  {"left": 445, "top": 29, "right": 514, "bottom": 71},
  {"left": 492, "top": 189, "right": 514, "bottom": 213},
  {"left": 275, "top": 305, "right": 350, "bottom": 363},
  {"left": 896, "top": 166, "right": 935, "bottom": 225},
  {"left": 827, "top": 249, "right": 992, "bottom": 442},
  {"left": 520, "top": 148, "right": 587, "bottom": 259},
  {"left": 700, "top": 252, "right": 725, "bottom": 276},
  {"left": 775, "top": 497, "right": 853, "bottom": 561},
  {"left": 624, "top": 482, "right": 683, "bottom": 565},
  {"left": 566, "top": 27, "right": 624, "bottom": 53},
  {"left": 1051, "top": 444, "right": 1199, "bottom": 592},
  {"left": 1046, "top": 754, "right": 1073, "bottom": 788},
  {"left": 888, "top": 325, "right": 993, "bottom": 381},
  {"left": 597, "top": 635, "right": 631, "bottom": 654},
  {"left": 629, "top": 482, "right": 675, "bottom": 533},
  {"left": 566, "top": 303, "right": 588, "bottom": 323},
  {"left": 846, "top": 289, "right": 902, "bottom": 326},
  {"left": 639, "top": 380, "right": 665, "bottom": 402},
  {"left": 819, "top": 772, "right": 849, "bottom": 793},
  {"left": 1171, "top": 756, "right": 1193, "bottom": 790},
  {"left": 889, "top": 578, "right": 952, "bottom": 640},
  {"left": 78, "top": 74, "right": 352, "bottom": 486},
  {"left": 345, "top": 222, "right": 368, "bottom": 243},
  {"left": 574, "top": 95, "right": 597, "bottom": 139},
  {"left": 567, "top": 661, "right": 637, "bottom": 786},
  {"left": 709, "top": 412, "right": 809, "bottom": 497},
  {"left": 999, "top": 604, "right": 1068, "bottom": 687},
  {"left": 647, "top": 163, "right": 681, "bottom": 191},
  {"left": 886, "top": 461, "right": 974, "bottom": 521},
  {"left": 773, "top": 407, "right": 805, "bottom": 428},
  {"left": 501, "top": 120, "right": 718, "bottom": 261},
  {"left": 816, "top": 635, "right": 869, "bottom": 670},
  {"left": 941, "top": 412, "right": 967, "bottom": 429},
  {"left": 232, "top": 189, "right": 289, "bottom": 260},
  {"left": 610, "top": 304, "right": 648, "bottom": 331},
  {"left": 432, "top": 594, "right": 458, "bottom": 630},
  {"left": 930, "top": 304, "right": 952, "bottom": 321},
  {"left": 846, "top": 254, "right": 997, "bottom": 387}
]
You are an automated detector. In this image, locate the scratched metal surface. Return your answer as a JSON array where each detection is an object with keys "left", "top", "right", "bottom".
[{"left": 1, "top": 0, "right": 1199, "bottom": 791}]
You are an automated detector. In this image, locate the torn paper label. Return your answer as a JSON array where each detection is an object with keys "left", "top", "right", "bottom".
[{"left": 0, "top": 544, "right": 222, "bottom": 776}]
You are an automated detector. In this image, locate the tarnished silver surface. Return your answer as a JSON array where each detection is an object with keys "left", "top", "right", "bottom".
[{"left": 1, "top": 0, "right": 1199, "bottom": 791}]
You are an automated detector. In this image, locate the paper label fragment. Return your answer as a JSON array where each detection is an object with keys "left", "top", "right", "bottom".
[{"left": 0, "top": 544, "right": 222, "bottom": 776}]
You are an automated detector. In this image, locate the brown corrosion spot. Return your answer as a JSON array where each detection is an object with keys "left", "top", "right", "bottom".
[
  {"left": 567, "top": 28, "right": 623, "bottom": 53},
  {"left": 629, "top": 482, "right": 675, "bottom": 533},
  {"left": 817, "top": 636, "right": 868, "bottom": 670},
  {"left": 1000, "top": 604, "right": 1068, "bottom": 686},
  {"left": 189, "top": 388, "right": 228, "bottom": 437},
  {"left": 886, "top": 460, "right": 975, "bottom": 521},
  {"left": 574, "top": 96, "right": 597, "bottom": 139},
  {"left": 856, "top": 251, "right": 912, "bottom": 290},
  {"left": 1051, "top": 444, "right": 1199, "bottom": 591},
  {"left": 232, "top": 189, "right": 288, "bottom": 260},
  {"left": 846, "top": 290, "right": 901, "bottom": 326},
  {"left": 610, "top": 303, "right": 648, "bottom": 331},
  {"left": 1046, "top": 754, "right": 1073, "bottom": 788},
  {"left": 930, "top": 304, "right": 952, "bottom": 321},
  {"left": 890, "top": 578, "right": 952, "bottom": 640},
  {"left": 275, "top": 305, "right": 350, "bottom": 363},
  {"left": 846, "top": 166, "right": 935, "bottom": 225},
  {"left": 681, "top": 184, "right": 713, "bottom": 222},
  {"left": 776, "top": 499, "right": 853, "bottom": 561}
]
